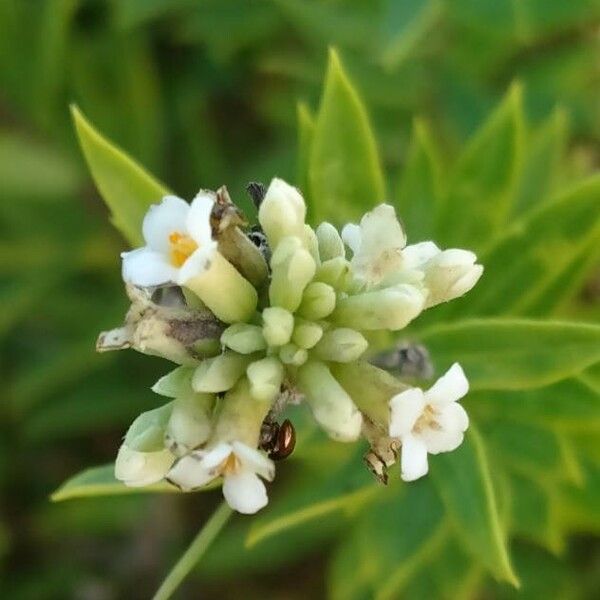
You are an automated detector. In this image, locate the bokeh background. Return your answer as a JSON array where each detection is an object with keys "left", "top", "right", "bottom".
[{"left": 1, "top": 1, "right": 599, "bottom": 598}]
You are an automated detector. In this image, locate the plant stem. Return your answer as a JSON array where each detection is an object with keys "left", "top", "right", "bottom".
[{"left": 153, "top": 501, "right": 233, "bottom": 600}]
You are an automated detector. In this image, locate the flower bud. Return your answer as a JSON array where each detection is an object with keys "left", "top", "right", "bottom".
[
  {"left": 331, "top": 361, "right": 407, "bottom": 426},
  {"left": 297, "top": 360, "right": 362, "bottom": 442},
  {"left": 183, "top": 251, "right": 258, "bottom": 323},
  {"left": 423, "top": 249, "right": 483, "bottom": 307},
  {"left": 221, "top": 323, "right": 266, "bottom": 354},
  {"left": 115, "top": 404, "right": 175, "bottom": 487},
  {"left": 258, "top": 178, "right": 306, "bottom": 247},
  {"left": 152, "top": 366, "right": 195, "bottom": 397},
  {"left": 279, "top": 343, "right": 308, "bottom": 366},
  {"left": 247, "top": 357, "right": 284, "bottom": 402},
  {"left": 332, "top": 284, "right": 425, "bottom": 331},
  {"left": 192, "top": 352, "right": 252, "bottom": 393},
  {"left": 210, "top": 378, "right": 272, "bottom": 447},
  {"left": 165, "top": 394, "right": 214, "bottom": 456},
  {"left": 292, "top": 319, "right": 323, "bottom": 349},
  {"left": 315, "top": 257, "right": 351, "bottom": 290},
  {"left": 262, "top": 307, "right": 294, "bottom": 346},
  {"left": 316, "top": 222, "right": 345, "bottom": 261},
  {"left": 302, "top": 225, "right": 321, "bottom": 264},
  {"left": 297, "top": 282, "right": 336, "bottom": 320},
  {"left": 269, "top": 237, "right": 316, "bottom": 312},
  {"left": 313, "top": 328, "right": 368, "bottom": 362}
]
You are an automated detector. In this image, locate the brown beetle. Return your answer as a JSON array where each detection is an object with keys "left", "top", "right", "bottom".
[{"left": 260, "top": 418, "right": 296, "bottom": 461}]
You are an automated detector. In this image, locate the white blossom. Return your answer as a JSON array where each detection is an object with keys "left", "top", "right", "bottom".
[
  {"left": 389, "top": 363, "right": 470, "bottom": 482},
  {"left": 122, "top": 193, "right": 217, "bottom": 287},
  {"left": 168, "top": 441, "right": 275, "bottom": 514},
  {"left": 341, "top": 204, "right": 406, "bottom": 287}
]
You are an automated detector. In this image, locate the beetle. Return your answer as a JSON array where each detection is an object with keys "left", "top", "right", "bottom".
[{"left": 260, "top": 418, "right": 296, "bottom": 461}]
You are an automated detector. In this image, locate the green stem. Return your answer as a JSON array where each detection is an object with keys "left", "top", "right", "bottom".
[{"left": 153, "top": 501, "right": 233, "bottom": 600}]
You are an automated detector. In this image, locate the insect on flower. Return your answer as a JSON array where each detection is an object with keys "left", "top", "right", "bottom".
[{"left": 260, "top": 418, "right": 297, "bottom": 461}]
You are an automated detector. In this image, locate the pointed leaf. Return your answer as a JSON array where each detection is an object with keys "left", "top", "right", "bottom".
[
  {"left": 309, "top": 48, "right": 385, "bottom": 223},
  {"left": 419, "top": 318, "right": 600, "bottom": 390},
  {"left": 430, "top": 427, "right": 518, "bottom": 585},
  {"left": 397, "top": 118, "right": 443, "bottom": 241},
  {"left": 436, "top": 83, "right": 524, "bottom": 250},
  {"left": 71, "top": 105, "right": 170, "bottom": 247},
  {"left": 296, "top": 101, "right": 315, "bottom": 205},
  {"left": 457, "top": 175, "right": 600, "bottom": 317}
]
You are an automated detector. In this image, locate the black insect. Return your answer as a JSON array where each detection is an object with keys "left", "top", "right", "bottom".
[
  {"left": 246, "top": 181, "right": 266, "bottom": 208},
  {"left": 260, "top": 418, "right": 296, "bottom": 461}
]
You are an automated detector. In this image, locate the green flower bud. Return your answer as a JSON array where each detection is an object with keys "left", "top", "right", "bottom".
[
  {"left": 269, "top": 237, "right": 316, "bottom": 312},
  {"left": 316, "top": 222, "right": 345, "bottom": 261},
  {"left": 166, "top": 393, "right": 214, "bottom": 455},
  {"left": 292, "top": 319, "right": 323, "bottom": 349},
  {"left": 247, "top": 357, "right": 284, "bottom": 402},
  {"left": 152, "top": 366, "right": 195, "bottom": 397},
  {"left": 279, "top": 343, "right": 308, "bottom": 366},
  {"left": 258, "top": 178, "right": 306, "bottom": 248},
  {"left": 297, "top": 282, "right": 336, "bottom": 320},
  {"left": 297, "top": 360, "right": 362, "bottom": 441},
  {"left": 315, "top": 257, "right": 351, "bottom": 290},
  {"left": 184, "top": 251, "right": 258, "bottom": 324},
  {"left": 313, "top": 328, "right": 368, "bottom": 362},
  {"left": 221, "top": 323, "right": 267, "bottom": 354},
  {"left": 331, "top": 361, "right": 407, "bottom": 426},
  {"left": 262, "top": 307, "right": 294, "bottom": 346},
  {"left": 192, "top": 352, "right": 253, "bottom": 393},
  {"left": 332, "top": 284, "right": 425, "bottom": 331},
  {"left": 210, "top": 378, "right": 272, "bottom": 447},
  {"left": 115, "top": 403, "right": 175, "bottom": 487},
  {"left": 302, "top": 224, "right": 321, "bottom": 264}
]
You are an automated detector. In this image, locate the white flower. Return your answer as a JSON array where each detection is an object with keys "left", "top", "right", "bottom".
[
  {"left": 402, "top": 242, "right": 483, "bottom": 307},
  {"left": 388, "top": 363, "right": 469, "bottom": 482},
  {"left": 122, "top": 193, "right": 217, "bottom": 287},
  {"left": 167, "top": 441, "right": 275, "bottom": 514},
  {"left": 115, "top": 444, "right": 175, "bottom": 487},
  {"left": 342, "top": 204, "right": 406, "bottom": 287}
]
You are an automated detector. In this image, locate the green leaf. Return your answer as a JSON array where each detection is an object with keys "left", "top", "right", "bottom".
[
  {"left": 430, "top": 427, "right": 518, "bottom": 585},
  {"left": 512, "top": 107, "right": 568, "bottom": 215},
  {"left": 469, "top": 367, "right": 600, "bottom": 431},
  {"left": 71, "top": 105, "right": 170, "bottom": 247},
  {"left": 396, "top": 118, "right": 443, "bottom": 241},
  {"left": 296, "top": 101, "right": 315, "bottom": 204},
  {"left": 309, "top": 48, "right": 385, "bottom": 223},
  {"left": 51, "top": 464, "right": 184, "bottom": 501},
  {"left": 328, "top": 481, "right": 448, "bottom": 600},
  {"left": 419, "top": 318, "right": 600, "bottom": 390},
  {"left": 436, "top": 83, "right": 524, "bottom": 250},
  {"left": 457, "top": 175, "right": 600, "bottom": 317}
]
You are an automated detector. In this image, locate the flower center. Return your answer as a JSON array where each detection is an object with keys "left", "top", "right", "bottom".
[
  {"left": 169, "top": 232, "right": 198, "bottom": 267},
  {"left": 220, "top": 452, "right": 240, "bottom": 476},
  {"left": 413, "top": 404, "right": 441, "bottom": 434}
]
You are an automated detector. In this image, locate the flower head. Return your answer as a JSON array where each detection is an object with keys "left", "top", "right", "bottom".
[
  {"left": 122, "top": 193, "right": 217, "bottom": 287},
  {"left": 168, "top": 441, "right": 275, "bottom": 514},
  {"left": 389, "top": 363, "right": 470, "bottom": 481}
]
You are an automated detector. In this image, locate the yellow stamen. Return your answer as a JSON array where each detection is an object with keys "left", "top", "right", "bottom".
[
  {"left": 169, "top": 231, "right": 198, "bottom": 267},
  {"left": 413, "top": 404, "right": 440, "bottom": 433},
  {"left": 220, "top": 452, "right": 240, "bottom": 475}
]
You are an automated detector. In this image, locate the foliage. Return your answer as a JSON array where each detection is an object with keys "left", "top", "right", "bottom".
[{"left": 1, "top": 1, "right": 598, "bottom": 598}]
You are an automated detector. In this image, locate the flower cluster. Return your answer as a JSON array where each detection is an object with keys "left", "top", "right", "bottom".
[{"left": 102, "top": 178, "right": 482, "bottom": 513}]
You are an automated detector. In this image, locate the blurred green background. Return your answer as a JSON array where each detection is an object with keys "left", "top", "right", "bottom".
[{"left": 1, "top": 1, "right": 599, "bottom": 598}]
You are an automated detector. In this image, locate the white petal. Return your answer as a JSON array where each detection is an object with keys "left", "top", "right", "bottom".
[
  {"left": 176, "top": 242, "right": 218, "bottom": 284},
  {"left": 426, "top": 363, "right": 469, "bottom": 406},
  {"left": 187, "top": 192, "right": 215, "bottom": 244},
  {"left": 222, "top": 471, "right": 269, "bottom": 514},
  {"left": 232, "top": 441, "right": 275, "bottom": 482},
  {"left": 143, "top": 196, "right": 190, "bottom": 251},
  {"left": 400, "top": 434, "right": 429, "bottom": 482},
  {"left": 389, "top": 388, "right": 426, "bottom": 438},
  {"left": 341, "top": 223, "right": 361, "bottom": 254},
  {"left": 167, "top": 452, "right": 216, "bottom": 490},
  {"left": 448, "top": 264, "right": 483, "bottom": 299},
  {"left": 200, "top": 442, "right": 234, "bottom": 471},
  {"left": 421, "top": 403, "right": 469, "bottom": 454},
  {"left": 402, "top": 241, "right": 440, "bottom": 269},
  {"left": 115, "top": 444, "right": 175, "bottom": 487},
  {"left": 121, "top": 247, "right": 179, "bottom": 286}
]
